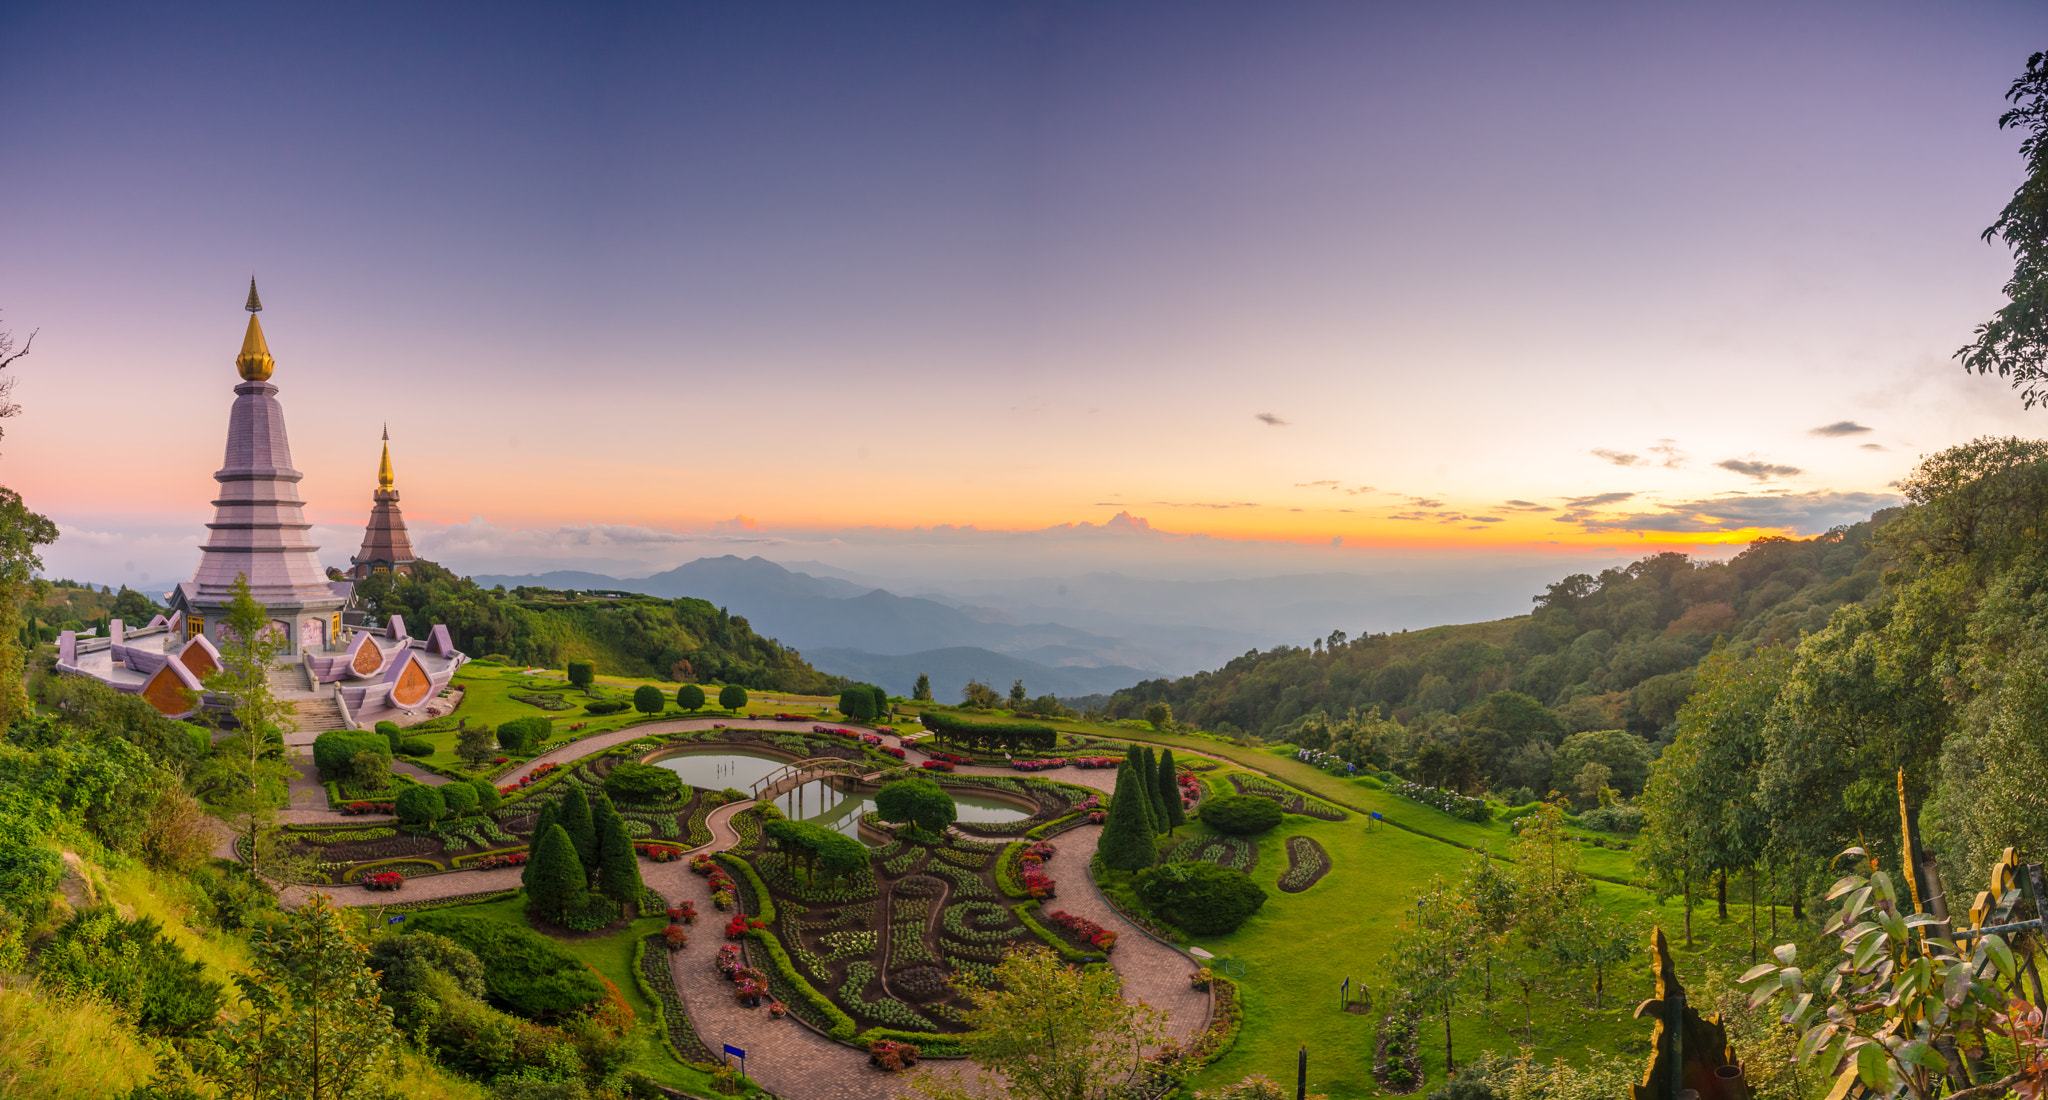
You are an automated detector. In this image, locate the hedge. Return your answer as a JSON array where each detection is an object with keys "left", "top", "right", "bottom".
[
  {"left": 995, "top": 842, "right": 1028, "bottom": 899},
  {"left": 1013, "top": 900, "right": 1099, "bottom": 964},
  {"left": 714, "top": 853, "right": 776, "bottom": 922},
  {"left": 313, "top": 729, "right": 389, "bottom": 779},
  {"left": 917, "top": 711, "right": 1057, "bottom": 752}
]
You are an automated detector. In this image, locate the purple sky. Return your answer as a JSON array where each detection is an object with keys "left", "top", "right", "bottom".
[{"left": 4, "top": 2, "right": 2046, "bottom": 598}]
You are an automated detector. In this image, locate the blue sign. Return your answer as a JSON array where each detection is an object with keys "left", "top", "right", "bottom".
[
  {"left": 388, "top": 916, "right": 405, "bottom": 924},
  {"left": 1370, "top": 812, "right": 1383, "bottom": 821},
  {"left": 724, "top": 1043, "right": 746, "bottom": 1072}
]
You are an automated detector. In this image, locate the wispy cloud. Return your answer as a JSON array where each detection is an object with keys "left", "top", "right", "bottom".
[
  {"left": 1810, "top": 421, "right": 1873, "bottom": 437},
  {"left": 1717, "top": 458, "right": 1803, "bottom": 481},
  {"left": 1859, "top": 443, "right": 1887, "bottom": 452},
  {"left": 1149, "top": 501, "right": 1262, "bottom": 509},
  {"left": 1648, "top": 440, "right": 1687, "bottom": 469},
  {"left": 1595, "top": 441, "right": 1685, "bottom": 469},
  {"left": 1592, "top": 448, "right": 1643, "bottom": 467},
  {"left": 1498, "top": 500, "right": 1556, "bottom": 512},
  {"left": 1255, "top": 413, "right": 1288, "bottom": 426},
  {"left": 1295, "top": 480, "right": 1339, "bottom": 488}
]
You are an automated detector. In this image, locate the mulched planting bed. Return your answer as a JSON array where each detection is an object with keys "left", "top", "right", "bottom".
[
  {"left": 640, "top": 933, "right": 718, "bottom": 1063},
  {"left": 1277, "top": 835, "right": 1331, "bottom": 892},
  {"left": 1228, "top": 773, "right": 1349, "bottom": 821},
  {"left": 1167, "top": 832, "right": 1256, "bottom": 874}
]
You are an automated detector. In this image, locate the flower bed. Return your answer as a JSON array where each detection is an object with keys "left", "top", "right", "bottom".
[
  {"left": 869, "top": 1038, "right": 922, "bottom": 1072},
  {"left": 1010, "top": 758, "right": 1066, "bottom": 772},
  {"left": 635, "top": 843, "right": 686, "bottom": 862},
  {"left": 879, "top": 745, "right": 906, "bottom": 759},
  {"left": 1073, "top": 756, "right": 1120, "bottom": 769},
  {"left": 726, "top": 915, "right": 769, "bottom": 940},
  {"left": 1279, "top": 835, "right": 1332, "bottom": 893},
  {"left": 362, "top": 871, "right": 404, "bottom": 891},
  {"left": 1386, "top": 780, "right": 1490, "bottom": 822},
  {"left": 921, "top": 750, "right": 971, "bottom": 765},
  {"left": 663, "top": 925, "right": 689, "bottom": 950},
  {"left": 1046, "top": 909, "right": 1116, "bottom": 952},
  {"left": 468, "top": 850, "right": 529, "bottom": 870},
  {"left": 920, "top": 760, "right": 955, "bottom": 773},
  {"left": 342, "top": 801, "right": 395, "bottom": 815}
]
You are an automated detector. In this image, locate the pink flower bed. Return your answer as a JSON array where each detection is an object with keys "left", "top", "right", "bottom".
[
  {"left": 1048, "top": 909, "right": 1118, "bottom": 952},
  {"left": 1011, "top": 758, "right": 1067, "bottom": 772},
  {"left": 342, "top": 801, "right": 394, "bottom": 815},
  {"left": 362, "top": 871, "right": 404, "bottom": 891},
  {"left": 1073, "top": 756, "right": 1120, "bottom": 769}
]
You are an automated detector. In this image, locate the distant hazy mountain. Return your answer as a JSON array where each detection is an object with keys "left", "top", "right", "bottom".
[
  {"left": 469, "top": 556, "right": 1168, "bottom": 681},
  {"left": 803, "top": 646, "right": 1154, "bottom": 700}
]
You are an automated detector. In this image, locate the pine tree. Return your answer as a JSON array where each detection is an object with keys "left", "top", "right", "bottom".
[
  {"left": 1157, "top": 748, "right": 1187, "bottom": 834},
  {"left": 522, "top": 800, "right": 559, "bottom": 890},
  {"left": 1097, "top": 763, "right": 1159, "bottom": 872},
  {"left": 526, "top": 824, "right": 589, "bottom": 925},
  {"left": 1142, "top": 747, "right": 1169, "bottom": 832},
  {"left": 593, "top": 792, "right": 643, "bottom": 911},
  {"left": 1122, "top": 745, "right": 1157, "bottom": 834},
  {"left": 558, "top": 786, "right": 597, "bottom": 867}
]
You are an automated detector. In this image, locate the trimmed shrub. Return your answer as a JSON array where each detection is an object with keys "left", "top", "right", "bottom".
[
  {"left": 632, "top": 685, "right": 666, "bottom": 715},
  {"left": 838, "top": 688, "right": 878, "bottom": 722},
  {"left": 583, "top": 700, "right": 629, "bottom": 716},
  {"left": 566, "top": 660, "right": 595, "bottom": 688},
  {"left": 526, "top": 823, "right": 590, "bottom": 926},
  {"left": 469, "top": 777, "right": 502, "bottom": 812},
  {"left": 402, "top": 910, "right": 604, "bottom": 1017},
  {"left": 718, "top": 684, "right": 748, "bottom": 712},
  {"left": 374, "top": 720, "right": 403, "bottom": 752},
  {"left": 604, "top": 762, "right": 682, "bottom": 804},
  {"left": 312, "top": 729, "right": 388, "bottom": 780},
  {"left": 1199, "top": 794, "right": 1283, "bottom": 836},
  {"left": 396, "top": 737, "right": 434, "bottom": 757},
  {"left": 497, "top": 716, "right": 552, "bottom": 754},
  {"left": 918, "top": 710, "right": 1056, "bottom": 753},
  {"left": 1136, "top": 860, "right": 1269, "bottom": 935},
  {"left": 439, "top": 782, "right": 478, "bottom": 818},
  {"left": 874, "top": 777, "right": 956, "bottom": 837},
  {"left": 394, "top": 784, "right": 446, "bottom": 827},
  {"left": 675, "top": 684, "right": 706, "bottom": 711}
]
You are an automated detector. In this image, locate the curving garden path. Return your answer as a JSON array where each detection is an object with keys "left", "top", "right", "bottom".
[{"left": 288, "top": 721, "right": 1214, "bottom": 1096}]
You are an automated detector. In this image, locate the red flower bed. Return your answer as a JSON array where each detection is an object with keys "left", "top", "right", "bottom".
[
  {"left": 668, "top": 902, "right": 697, "bottom": 924},
  {"left": 920, "top": 760, "right": 955, "bottom": 773},
  {"left": 1021, "top": 864, "right": 1056, "bottom": 898},
  {"left": 1048, "top": 910, "right": 1118, "bottom": 952},
  {"left": 689, "top": 854, "right": 719, "bottom": 874},
  {"left": 923, "top": 750, "right": 971, "bottom": 765},
  {"left": 342, "top": 801, "right": 395, "bottom": 815},
  {"left": 1011, "top": 758, "right": 1066, "bottom": 772},
  {"left": 725, "top": 914, "right": 768, "bottom": 940},
  {"left": 471, "top": 851, "right": 529, "bottom": 870},
  {"left": 870, "top": 1039, "right": 922, "bottom": 1071},
  {"left": 879, "top": 745, "right": 905, "bottom": 759},
  {"left": 778, "top": 713, "right": 807, "bottom": 722},
  {"left": 362, "top": 871, "right": 405, "bottom": 891},
  {"left": 492, "top": 756, "right": 510, "bottom": 763},
  {"left": 517, "top": 762, "right": 560, "bottom": 787},
  {"left": 635, "top": 843, "right": 685, "bottom": 862},
  {"left": 1073, "top": 756, "right": 1120, "bottom": 769},
  {"left": 663, "top": 925, "right": 688, "bottom": 950},
  {"left": 1087, "top": 811, "right": 1106, "bottom": 824}
]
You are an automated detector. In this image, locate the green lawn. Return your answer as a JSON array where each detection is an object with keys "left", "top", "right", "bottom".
[{"left": 414, "top": 894, "right": 743, "bottom": 1095}]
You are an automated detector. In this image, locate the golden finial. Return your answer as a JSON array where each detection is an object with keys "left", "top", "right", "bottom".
[
  {"left": 235, "top": 279, "right": 274, "bottom": 381},
  {"left": 378, "top": 426, "right": 394, "bottom": 490}
]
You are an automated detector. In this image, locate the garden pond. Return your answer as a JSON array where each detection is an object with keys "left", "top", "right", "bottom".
[{"left": 650, "top": 747, "right": 1033, "bottom": 840}]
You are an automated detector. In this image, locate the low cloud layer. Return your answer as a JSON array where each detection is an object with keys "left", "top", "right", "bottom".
[{"left": 1564, "top": 490, "right": 1895, "bottom": 534}]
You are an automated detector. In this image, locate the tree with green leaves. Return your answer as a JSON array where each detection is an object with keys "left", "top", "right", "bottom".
[
  {"left": 839, "top": 687, "right": 878, "bottom": 722},
  {"left": 1506, "top": 801, "right": 1588, "bottom": 944},
  {"left": 1141, "top": 747, "right": 1169, "bottom": 832},
  {"left": 455, "top": 722, "right": 494, "bottom": 767},
  {"left": 1155, "top": 748, "right": 1186, "bottom": 834},
  {"left": 676, "top": 683, "right": 705, "bottom": 711},
  {"left": 908, "top": 947, "right": 1168, "bottom": 1100},
  {"left": 0, "top": 488, "right": 56, "bottom": 729},
  {"left": 592, "top": 792, "right": 641, "bottom": 911},
  {"left": 198, "top": 893, "right": 397, "bottom": 1100},
  {"left": 876, "top": 777, "right": 957, "bottom": 838},
  {"left": 1120, "top": 744, "right": 1157, "bottom": 835},
  {"left": 521, "top": 800, "right": 559, "bottom": 889},
  {"left": 1096, "top": 764, "right": 1158, "bottom": 873},
  {"left": 913, "top": 673, "right": 933, "bottom": 702},
  {"left": 718, "top": 683, "right": 748, "bottom": 713},
  {"left": 198, "top": 575, "right": 304, "bottom": 882},
  {"left": 1958, "top": 53, "right": 2048, "bottom": 408},
  {"left": 394, "top": 784, "right": 445, "bottom": 827},
  {"left": 632, "top": 684, "right": 665, "bottom": 714},
  {"left": 1457, "top": 846, "right": 1517, "bottom": 1002},
  {"left": 566, "top": 660, "right": 594, "bottom": 688},
  {"left": 1009, "top": 679, "right": 1027, "bottom": 707},
  {"left": 1548, "top": 906, "right": 1644, "bottom": 1009},
  {"left": 1143, "top": 701, "right": 1172, "bottom": 730},
  {"left": 556, "top": 786, "right": 597, "bottom": 866},
  {"left": 1381, "top": 875, "right": 1477, "bottom": 1074},
  {"left": 525, "top": 824, "right": 589, "bottom": 925}
]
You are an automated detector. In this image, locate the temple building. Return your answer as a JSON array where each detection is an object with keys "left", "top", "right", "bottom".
[
  {"left": 348, "top": 427, "right": 418, "bottom": 579},
  {"left": 53, "top": 282, "right": 466, "bottom": 721}
]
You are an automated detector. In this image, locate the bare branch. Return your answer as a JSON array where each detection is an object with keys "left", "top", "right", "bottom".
[{"left": 1938, "top": 1069, "right": 2027, "bottom": 1100}]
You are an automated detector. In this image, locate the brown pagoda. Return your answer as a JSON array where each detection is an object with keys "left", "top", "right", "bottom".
[{"left": 349, "top": 426, "right": 419, "bottom": 580}]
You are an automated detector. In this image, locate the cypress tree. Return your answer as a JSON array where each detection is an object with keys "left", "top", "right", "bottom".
[
  {"left": 1097, "top": 763, "right": 1159, "bottom": 872},
  {"left": 1122, "top": 745, "right": 1157, "bottom": 834},
  {"left": 522, "top": 800, "right": 559, "bottom": 889},
  {"left": 526, "top": 824, "right": 589, "bottom": 925},
  {"left": 593, "top": 792, "right": 643, "bottom": 910},
  {"left": 1142, "top": 747, "right": 1169, "bottom": 831},
  {"left": 1157, "top": 748, "right": 1187, "bottom": 834},
  {"left": 558, "top": 786, "right": 597, "bottom": 867}
]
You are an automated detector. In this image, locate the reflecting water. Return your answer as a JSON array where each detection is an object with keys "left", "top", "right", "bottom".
[{"left": 652, "top": 747, "right": 1032, "bottom": 841}]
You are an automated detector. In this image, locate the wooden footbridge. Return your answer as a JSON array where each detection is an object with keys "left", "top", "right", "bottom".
[{"left": 751, "top": 757, "right": 886, "bottom": 802}]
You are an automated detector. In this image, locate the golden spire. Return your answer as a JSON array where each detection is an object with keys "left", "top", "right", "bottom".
[
  {"left": 235, "top": 278, "right": 274, "bottom": 382},
  {"left": 378, "top": 424, "right": 394, "bottom": 490}
]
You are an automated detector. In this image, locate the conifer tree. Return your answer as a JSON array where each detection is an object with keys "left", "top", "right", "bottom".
[
  {"left": 593, "top": 792, "right": 642, "bottom": 910},
  {"left": 1121, "top": 745, "right": 1157, "bottom": 834},
  {"left": 1142, "top": 747, "right": 1169, "bottom": 831},
  {"left": 558, "top": 786, "right": 597, "bottom": 867},
  {"left": 526, "top": 824, "right": 589, "bottom": 925},
  {"left": 522, "top": 800, "right": 559, "bottom": 889},
  {"left": 1156, "top": 748, "right": 1187, "bottom": 834},
  {"left": 1097, "top": 763, "right": 1159, "bottom": 872}
]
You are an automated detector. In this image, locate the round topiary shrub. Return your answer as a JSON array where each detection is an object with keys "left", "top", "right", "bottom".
[
  {"left": 397, "top": 738, "right": 434, "bottom": 757},
  {"left": 374, "top": 720, "right": 403, "bottom": 752},
  {"left": 1199, "top": 794, "right": 1283, "bottom": 836},
  {"left": 440, "top": 781, "right": 479, "bottom": 818},
  {"left": 604, "top": 762, "right": 683, "bottom": 804},
  {"left": 1135, "top": 860, "right": 1269, "bottom": 935},
  {"left": 470, "top": 777, "right": 502, "bottom": 812},
  {"left": 633, "top": 685, "right": 666, "bottom": 715},
  {"left": 394, "top": 784, "right": 446, "bottom": 827},
  {"left": 675, "top": 684, "right": 706, "bottom": 711}
]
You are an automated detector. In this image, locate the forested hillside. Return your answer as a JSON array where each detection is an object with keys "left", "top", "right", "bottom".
[
  {"left": 1103, "top": 519, "right": 1887, "bottom": 742},
  {"left": 355, "top": 561, "right": 847, "bottom": 694}
]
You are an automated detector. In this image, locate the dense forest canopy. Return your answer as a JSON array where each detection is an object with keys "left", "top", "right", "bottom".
[{"left": 354, "top": 560, "right": 847, "bottom": 694}]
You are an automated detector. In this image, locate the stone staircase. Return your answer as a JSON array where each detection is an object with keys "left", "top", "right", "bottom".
[{"left": 267, "top": 664, "right": 350, "bottom": 735}]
